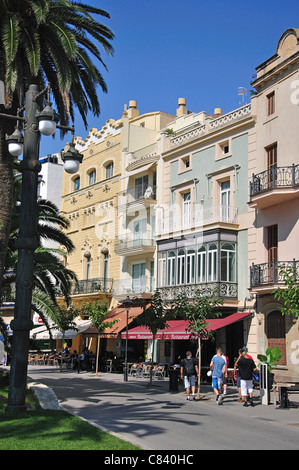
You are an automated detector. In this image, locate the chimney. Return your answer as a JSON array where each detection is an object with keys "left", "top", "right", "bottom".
[
  {"left": 176, "top": 98, "right": 188, "bottom": 116},
  {"left": 214, "top": 108, "right": 222, "bottom": 116},
  {"left": 127, "top": 100, "right": 139, "bottom": 119}
]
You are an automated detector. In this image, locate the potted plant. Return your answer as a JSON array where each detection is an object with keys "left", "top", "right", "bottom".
[{"left": 257, "top": 347, "right": 282, "bottom": 389}]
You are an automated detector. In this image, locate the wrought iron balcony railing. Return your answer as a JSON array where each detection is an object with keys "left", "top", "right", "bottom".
[
  {"left": 157, "top": 282, "right": 238, "bottom": 301},
  {"left": 249, "top": 164, "right": 299, "bottom": 199},
  {"left": 55, "top": 278, "right": 113, "bottom": 296},
  {"left": 250, "top": 260, "right": 299, "bottom": 287}
]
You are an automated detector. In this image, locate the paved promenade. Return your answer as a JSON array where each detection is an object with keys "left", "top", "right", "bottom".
[{"left": 23, "top": 365, "right": 299, "bottom": 451}]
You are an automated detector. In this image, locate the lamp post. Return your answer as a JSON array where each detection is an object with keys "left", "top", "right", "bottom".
[
  {"left": 122, "top": 296, "right": 132, "bottom": 381},
  {"left": 4, "top": 84, "right": 83, "bottom": 413}
]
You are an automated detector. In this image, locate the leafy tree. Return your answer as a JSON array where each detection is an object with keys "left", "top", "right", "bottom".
[
  {"left": 0, "top": 0, "right": 114, "bottom": 291},
  {"left": 51, "top": 304, "right": 79, "bottom": 372},
  {"left": 273, "top": 265, "right": 299, "bottom": 319},
  {"left": 135, "top": 290, "right": 175, "bottom": 385},
  {"left": 0, "top": 174, "right": 77, "bottom": 342},
  {"left": 173, "top": 290, "right": 223, "bottom": 399},
  {"left": 81, "top": 301, "right": 119, "bottom": 377}
]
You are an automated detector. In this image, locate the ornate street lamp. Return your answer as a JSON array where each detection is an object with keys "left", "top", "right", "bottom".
[
  {"left": 4, "top": 84, "right": 83, "bottom": 412},
  {"left": 61, "top": 141, "right": 83, "bottom": 174},
  {"left": 122, "top": 296, "right": 133, "bottom": 381},
  {"left": 6, "top": 126, "right": 24, "bottom": 157}
]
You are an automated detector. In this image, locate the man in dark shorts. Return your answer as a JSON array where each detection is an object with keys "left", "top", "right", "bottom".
[{"left": 180, "top": 351, "right": 199, "bottom": 401}]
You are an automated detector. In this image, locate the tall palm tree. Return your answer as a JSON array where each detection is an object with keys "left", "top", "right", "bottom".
[
  {"left": 3, "top": 172, "right": 77, "bottom": 305},
  {"left": 0, "top": 0, "right": 114, "bottom": 289}
]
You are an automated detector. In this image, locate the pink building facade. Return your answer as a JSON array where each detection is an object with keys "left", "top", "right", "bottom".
[{"left": 248, "top": 29, "right": 299, "bottom": 380}]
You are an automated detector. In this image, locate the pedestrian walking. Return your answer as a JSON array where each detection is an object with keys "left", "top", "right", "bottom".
[
  {"left": 180, "top": 351, "right": 199, "bottom": 401},
  {"left": 210, "top": 347, "right": 227, "bottom": 405},
  {"left": 234, "top": 348, "right": 254, "bottom": 403},
  {"left": 237, "top": 349, "right": 257, "bottom": 407}
]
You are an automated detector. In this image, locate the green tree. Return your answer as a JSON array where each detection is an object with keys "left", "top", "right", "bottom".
[
  {"left": 135, "top": 290, "right": 175, "bottom": 385},
  {"left": 273, "top": 265, "right": 299, "bottom": 319},
  {"left": 0, "top": 174, "right": 77, "bottom": 341},
  {"left": 0, "top": 0, "right": 114, "bottom": 291},
  {"left": 81, "top": 301, "right": 119, "bottom": 377},
  {"left": 173, "top": 290, "right": 223, "bottom": 399},
  {"left": 51, "top": 304, "right": 79, "bottom": 371}
]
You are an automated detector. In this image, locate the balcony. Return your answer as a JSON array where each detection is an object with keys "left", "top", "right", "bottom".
[
  {"left": 157, "top": 282, "right": 238, "bottom": 301},
  {"left": 249, "top": 164, "right": 299, "bottom": 209},
  {"left": 117, "top": 183, "right": 157, "bottom": 212},
  {"left": 114, "top": 235, "right": 155, "bottom": 256},
  {"left": 156, "top": 205, "right": 238, "bottom": 237},
  {"left": 55, "top": 278, "right": 113, "bottom": 297},
  {"left": 250, "top": 260, "right": 299, "bottom": 293},
  {"left": 112, "top": 276, "right": 153, "bottom": 299}
]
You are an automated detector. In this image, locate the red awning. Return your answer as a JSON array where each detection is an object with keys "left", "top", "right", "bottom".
[
  {"left": 121, "top": 312, "right": 252, "bottom": 340},
  {"left": 83, "top": 304, "right": 144, "bottom": 338}
]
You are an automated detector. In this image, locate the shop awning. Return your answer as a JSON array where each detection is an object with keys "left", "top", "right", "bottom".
[
  {"left": 121, "top": 312, "right": 253, "bottom": 340},
  {"left": 83, "top": 304, "right": 145, "bottom": 338},
  {"left": 30, "top": 319, "right": 93, "bottom": 340}
]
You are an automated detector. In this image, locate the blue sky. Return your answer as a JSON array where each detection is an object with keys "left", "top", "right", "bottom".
[{"left": 40, "top": 0, "right": 299, "bottom": 157}]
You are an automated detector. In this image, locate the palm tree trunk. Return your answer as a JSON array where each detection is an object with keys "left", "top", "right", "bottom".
[{"left": 0, "top": 113, "right": 15, "bottom": 292}]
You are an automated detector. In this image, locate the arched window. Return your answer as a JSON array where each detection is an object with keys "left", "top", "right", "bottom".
[
  {"left": 221, "top": 243, "right": 236, "bottom": 282},
  {"left": 88, "top": 169, "right": 96, "bottom": 185},
  {"left": 158, "top": 252, "right": 166, "bottom": 287},
  {"left": 105, "top": 161, "right": 114, "bottom": 178},
  {"left": 186, "top": 249, "right": 195, "bottom": 284},
  {"left": 103, "top": 251, "right": 109, "bottom": 291},
  {"left": 267, "top": 311, "right": 286, "bottom": 365},
  {"left": 177, "top": 249, "right": 185, "bottom": 285},
  {"left": 73, "top": 176, "right": 80, "bottom": 191},
  {"left": 84, "top": 252, "right": 91, "bottom": 280},
  {"left": 167, "top": 251, "right": 176, "bottom": 286},
  {"left": 208, "top": 243, "right": 217, "bottom": 281},
  {"left": 197, "top": 245, "right": 206, "bottom": 283}
]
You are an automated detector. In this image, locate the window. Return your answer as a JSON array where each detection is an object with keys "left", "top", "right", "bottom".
[
  {"left": 183, "top": 192, "right": 191, "bottom": 228},
  {"left": 106, "top": 161, "right": 114, "bottom": 178},
  {"left": 84, "top": 253, "right": 91, "bottom": 280},
  {"left": 266, "top": 143, "right": 277, "bottom": 187},
  {"left": 186, "top": 249, "right": 195, "bottom": 284},
  {"left": 197, "top": 246, "right": 206, "bottom": 283},
  {"left": 103, "top": 252, "right": 109, "bottom": 290},
  {"left": 208, "top": 243, "right": 217, "bottom": 281},
  {"left": 221, "top": 243, "right": 236, "bottom": 282},
  {"left": 167, "top": 251, "right": 176, "bottom": 286},
  {"left": 220, "top": 180, "right": 230, "bottom": 221},
  {"left": 158, "top": 253, "right": 166, "bottom": 287},
  {"left": 180, "top": 155, "right": 191, "bottom": 171},
  {"left": 132, "top": 263, "right": 145, "bottom": 293},
  {"left": 267, "top": 91, "right": 275, "bottom": 116},
  {"left": 267, "top": 224, "right": 278, "bottom": 264},
  {"left": 135, "top": 175, "right": 148, "bottom": 199},
  {"left": 133, "top": 219, "right": 147, "bottom": 245},
  {"left": 177, "top": 249, "right": 185, "bottom": 285},
  {"left": 74, "top": 176, "right": 80, "bottom": 191},
  {"left": 89, "top": 169, "right": 96, "bottom": 185},
  {"left": 219, "top": 141, "right": 229, "bottom": 156}
]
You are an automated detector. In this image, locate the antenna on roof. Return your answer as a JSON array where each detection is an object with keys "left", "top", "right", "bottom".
[{"left": 238, "top": 87, "right": 247, "bottom": 106}]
